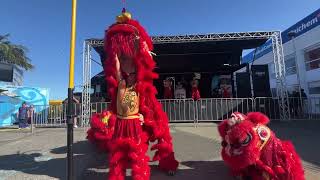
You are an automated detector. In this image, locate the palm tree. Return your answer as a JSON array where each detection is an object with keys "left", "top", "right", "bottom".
[{"left": 0, "top": 34, "right": 34, "bottom": 70}]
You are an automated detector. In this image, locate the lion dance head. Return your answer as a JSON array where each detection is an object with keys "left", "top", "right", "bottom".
[
  {"left": 218, "top": 112, "right": 271, "bottom": 170},
  {"left": 103, "top": 9, "right": 159, "bottom": 114},
  {"left": 218, "top": 112, "right": 305, "bottom": 180}
]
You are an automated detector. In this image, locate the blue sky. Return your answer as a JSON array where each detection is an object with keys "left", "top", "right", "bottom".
[{"left": 1, "top": 0, "right": 319, "bottom": 100}]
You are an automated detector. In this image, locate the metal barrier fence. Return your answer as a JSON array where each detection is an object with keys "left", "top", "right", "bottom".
[
  {"left": 255, "top": 97, "right": 320, "bottom": 120},
  {"left": 159, "top": 99, "right": 195, "bottom": 123},
  {"left": 159, "top": 98, "right": 254, "bottom": 122},
  {"left": 32, "top": 104, "right": 67, "bottom": 127},
  {"left": 31, "top": 103, "right": 99, "bottom": 128},
  {"left": 27, "top": 103, "right": 109, "bottom": 128},
  {"left": 3, "top": 97, "right": 319, "bottom": 128}
]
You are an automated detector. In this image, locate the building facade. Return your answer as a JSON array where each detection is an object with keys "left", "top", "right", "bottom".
[{"left": 0, "top": 64, "right": 24, "bottom": 86}]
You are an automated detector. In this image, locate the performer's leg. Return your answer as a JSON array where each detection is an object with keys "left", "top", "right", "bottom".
[
  {"left": 109, "top": 149, "right": 126, "bottom": 180},
  {"left": 109, "top": 160, "right": 126, "bottom": 180},
  {"left": 131, "top": 142, "right": 150, "bottom": 180}
]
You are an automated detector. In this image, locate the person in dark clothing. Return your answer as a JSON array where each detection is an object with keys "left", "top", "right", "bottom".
[
  {"left": 299, "top": 89, "right": 307, "bottom": 117},
  {"left": 17, "top": 102, "right": 29, "bottom": 129},
  {"left": 63, "top": 96, "right": 80, "bottom": 128},
  {"left": 301, "top": 88, "right": 307, "bottom": 98},
  {"left": 292, "top": 89, "right": 307, "bottom": 118},
  {"left": 27, "top": 104, "right": 34, "bottom": 124},
  {"left": 291, "top": 90, "right": 300, "bottom": 117}
]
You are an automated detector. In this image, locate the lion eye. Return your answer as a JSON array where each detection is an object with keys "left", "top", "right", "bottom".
[
  {"left": 241, "top": 133, "right": 252, "bottom": 146},
  {"left": 221, "top": 140, "right": 227, "bottom": 147}
]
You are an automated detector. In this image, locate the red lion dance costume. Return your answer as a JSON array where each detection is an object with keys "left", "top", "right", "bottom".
[
  {"left": 87, "top": 9, "right": 179, "bottom": 180},
  {"left": 218, "top": 112, "right": 304, "bottom": 180}
]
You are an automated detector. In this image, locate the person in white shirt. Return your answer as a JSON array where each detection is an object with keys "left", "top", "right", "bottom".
[{"left": 174, "top": 82, "right": 186, "bottom": 99}]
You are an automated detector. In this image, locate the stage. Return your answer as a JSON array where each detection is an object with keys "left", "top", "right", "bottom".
[{"left": 89, "top": 32, "right": 270, "bottom": 99}]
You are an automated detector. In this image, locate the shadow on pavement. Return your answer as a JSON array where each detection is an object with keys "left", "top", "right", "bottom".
[
  {"left": 269, "top": 121, "right": 320, "bottom": 166},
  {"left": 0, "top": 140, "right": 97, "bottom": 179},
  {"left": 151, "top": 161, "right": 234, "bottom": 180},
  {"left": 81, "top": 160, "right": 234, "bottom": 180}
]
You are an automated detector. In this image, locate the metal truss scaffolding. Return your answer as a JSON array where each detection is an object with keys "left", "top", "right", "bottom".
[
  {"left": 271, "top": 32, "right": 290, "bottom": 120},
  {"left": 82, "top": 31, "right": 290, "bottom": 123},
  {"left": 81, "top": 41, "right": 91, "bottom": 126}
]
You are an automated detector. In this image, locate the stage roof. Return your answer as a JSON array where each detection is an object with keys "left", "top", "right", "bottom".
[{"left": 90, "top": 32, "right": 269, "bottom": 74}]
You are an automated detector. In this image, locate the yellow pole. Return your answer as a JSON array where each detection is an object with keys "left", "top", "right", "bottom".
[
  {"left": 67, "top": 0, "right": 77, "bottom": 179},
  {"left": 68, "top": 0, "right": 77, "bottom": 88}
]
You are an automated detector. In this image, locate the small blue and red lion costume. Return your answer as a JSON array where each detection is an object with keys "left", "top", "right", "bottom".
[
  {"left": 87, "top": 9, "right": 178, "bottom": 180},
  {"left": 218, "top": 112, "right": 305, "bottom": 180}
]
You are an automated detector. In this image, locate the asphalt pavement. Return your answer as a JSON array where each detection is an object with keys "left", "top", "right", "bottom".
[{"left": 0, "top": 121, "right": 319, "bottom": 180}]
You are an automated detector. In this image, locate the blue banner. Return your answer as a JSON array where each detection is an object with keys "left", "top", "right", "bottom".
[{"left": 242, "top": 8, "right": 320, "bottom": 64}]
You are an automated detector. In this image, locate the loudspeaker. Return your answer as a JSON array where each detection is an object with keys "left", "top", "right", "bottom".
[
  {"left": 251, "top": 65, "right": 271, "bottom": 97},
  {"left": 236, "top": 72, "right": 251, "bottom": 97},
  {"left": 0, "top": 62, "right": 13, "bottom": 82}
]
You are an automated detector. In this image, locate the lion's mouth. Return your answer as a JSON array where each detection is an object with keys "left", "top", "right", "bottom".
[
  {"left": 225, "top": 146, "right": 243, "bottom": 156},
  {"left": 232, "top": 148, "right": 243, "bottom": 156}
]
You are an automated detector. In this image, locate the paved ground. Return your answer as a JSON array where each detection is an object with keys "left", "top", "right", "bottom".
[{"left": 0, "top": 121, "right": 319, "bottom": 180}]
